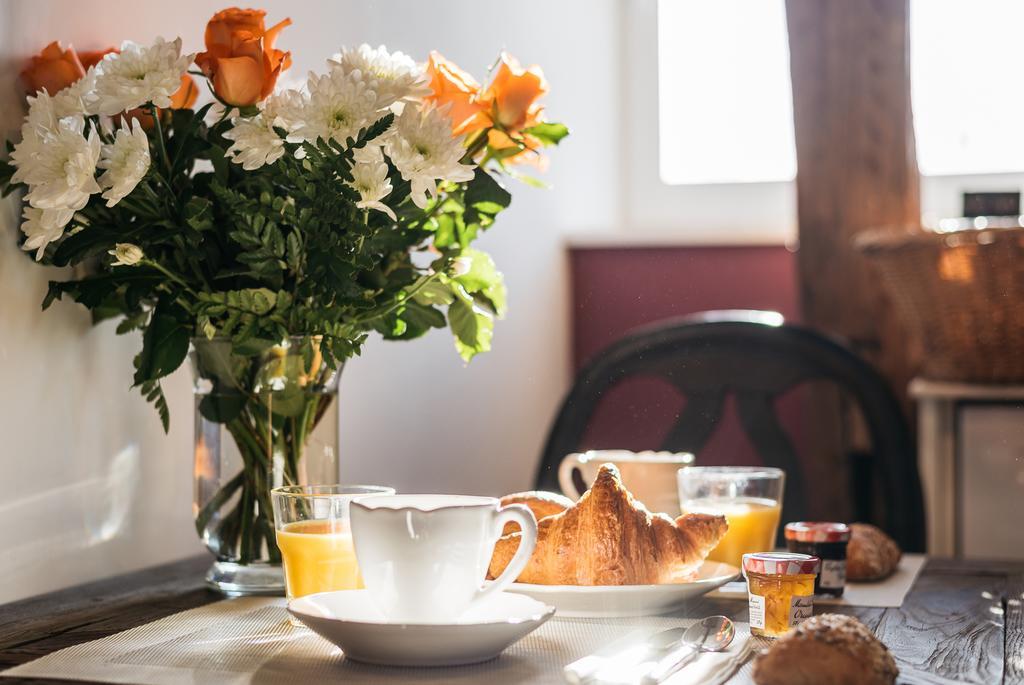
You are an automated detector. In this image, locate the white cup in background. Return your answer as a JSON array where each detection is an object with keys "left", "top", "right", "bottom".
[
  {"left": 350, "top": 494, "right": 537, "bottom": 623},
  {"left": 558, "top": 450, "right": 695, "bottom": 514}
]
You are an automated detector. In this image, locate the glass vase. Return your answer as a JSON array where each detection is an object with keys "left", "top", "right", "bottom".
[{"left": 191, "top": 336, "right": 341, "bottom": 596}]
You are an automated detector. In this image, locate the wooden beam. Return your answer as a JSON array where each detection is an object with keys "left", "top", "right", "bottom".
[{"left": 786, "top": 0, "right": 921, "bottom": 401}]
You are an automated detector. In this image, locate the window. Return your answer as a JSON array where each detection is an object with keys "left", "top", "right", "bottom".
[
  {"left": 657, "top": 0, "right": 1024, "bottom": 186},
  {"left": 910, "top": 0, "right": 1024, "bottom": 176},
  {"left": 656, "top": 0, "right": 796, "bottom": 186}
]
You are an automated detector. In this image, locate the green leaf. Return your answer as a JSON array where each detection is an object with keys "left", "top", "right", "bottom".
[
  {"left": 523, "top": 121, "right": 570, "bottom": 146},
  {"left": 45, "top": 270, "right": 163, "bottom": 311},
  {"left": 184, "top": 197, "right": 214, "bottom": 232},
  {"left": 286, "top": 232, "right": 303, "bottom": 273},
  {"left": 132, "top": 302, "right": 190, "bottom": 385},
  {"left": 208, "top": 144, "right": 229, "bottom": 184},
  {"left": 198, "top": 390, "right": 247, "bottom": 423},
  {"left": 433, "top": 213, "right": 457, "bottom": 248},
  {"left": 141, "top": 380, "right": 171, "bottom": 432},
  {"left": 448, "top": 286, "right": 494, "bottom": 362},
  {"left": 232, "top": 337, "right": 277, "bottom": 357},
  {"left": 384, "top": 301, "right": 445, "bottom": 341},
  {"left": 51, "top": 223, "right": 119, "bottom": 267},
  {"left": 464, "top": 169, "right": 512, "bottom": 213},
  {"left": 412, "top": 280, "right": 455, "bottom": 306},
  {"left": 198, "top": 316, "right": 218, "bottom": 340},
  {"left": 454, "top": 249, "right": 507, "bottom": 317},
  {"left": 193, "top": 338, "right": 246, "bottom": 389},
  {"left": 116, "top": 310, "right": 149, "bottom": 335},
  {"left": 248, "top": 288, "right": 277, "bottom": 314}
]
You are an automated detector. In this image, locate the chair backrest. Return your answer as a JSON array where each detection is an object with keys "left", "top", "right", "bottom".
[{"left": 535, "top": 310, "right": 925, "bottom": 552}]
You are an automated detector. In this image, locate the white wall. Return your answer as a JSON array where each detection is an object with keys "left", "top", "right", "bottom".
[{"left": 0, "top": 0, "right": 621, "bottom": 602}]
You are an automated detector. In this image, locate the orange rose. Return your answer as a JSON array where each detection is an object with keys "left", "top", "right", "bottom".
[
  {"left": 170, "top": 74, "right": 199, "bottom": 109},
  {"left": 20, "top": 41, "right": 85, "bottom": 95},
  {"left": 195, "top": 7, "right": 292, "bottom": 107},
  {"left": 486, "top": 128, "right": 548, "bottom": 170},
  {"left": 481, "top": 52, "right": 548, "bottom": 132},
  {"left": 424, "top": 52, "right": 489, "bottom": 136}
]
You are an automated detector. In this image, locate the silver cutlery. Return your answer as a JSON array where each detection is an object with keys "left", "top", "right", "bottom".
[{"left": 641, "top": 615, "right": 735, "bottom": 684}]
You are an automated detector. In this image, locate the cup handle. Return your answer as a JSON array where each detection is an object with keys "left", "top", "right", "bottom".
[
  {"left": 558, "top": 453, "right": 585, "bottom": 500},
  {"left": 473, "top": 504, "right": 538, "bottom": 606}
]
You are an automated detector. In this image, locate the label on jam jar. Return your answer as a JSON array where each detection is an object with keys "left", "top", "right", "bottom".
[
  {"left": 789, "top": 595, "right": 814, "bottom": 625},
  {"left": 748, "top": 593, "right": 766, "bottom": 629},
  {"left": 820, "top": 559, "right": 846, "bottom": 589}
]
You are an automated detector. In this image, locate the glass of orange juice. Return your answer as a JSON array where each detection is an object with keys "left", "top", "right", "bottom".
[
  {"left": 677, "top": 467, "right": 785, "bottom": 568},
  {"left": 271, "top": 485, "right": 394, "bottom": 601}
]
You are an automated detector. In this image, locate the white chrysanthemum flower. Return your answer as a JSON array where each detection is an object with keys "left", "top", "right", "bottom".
[
  {"left": 207, "top": 101, "right": 238, "bottom": 123},
  {"left": 91, "top": 38, "right": 193, "bottom": 116},
  {"left": 54, "top": 66, "right": 98, "bottom": 117},
  {"left": 328, "top": 44, "right": 430, "bottom": 106},
  {"left": 261, "top": 89, "right": 305, "bottom": 131},
  {"left": 286, "top": 70, "right": 383, "bottom": 146},
  {"left": 11, "top": 115, "right": 101, "bottom": 211},
  {"left": 385, "top": 102, "right": 475, "bottom": 208},
  {"left": 97, "top": 119, "right": 151, "bottom": 207},
  {"left": 20, "top": 206, "right": 74, "bottom": 260},
  {"left": 223, "top": 115, "right": 285, "bottom": 170},
  {"left": 22, "top": 91, "right": 61, "bottom": 140},
  {"left": 222, "top": 93, "right": 294, "bottom": 170},
  {"left": 347, "top": 144, "right": 395, "bottom": 220},
  {"left": 109, "top": 243, "right": 144, "bottom": 266}
]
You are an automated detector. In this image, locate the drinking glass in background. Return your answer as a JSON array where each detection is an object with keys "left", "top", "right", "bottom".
[
  {"left": 271, "top": 485, "right": 395, "bottom": 601},
  {"left": 677, "top": 467, "right": 785, "bottom": 568}
]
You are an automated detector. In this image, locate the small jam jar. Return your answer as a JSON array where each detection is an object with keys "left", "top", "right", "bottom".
[
  {"left": 742, "top": 552, "right": 820, "bottom": 638},
  {"left": 784, "top": 522, "right": 850, "bottom": 597}
]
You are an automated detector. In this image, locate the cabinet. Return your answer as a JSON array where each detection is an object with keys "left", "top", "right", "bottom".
[{"left": 911, "top": 379, "right": 1024, "bottom": 559}]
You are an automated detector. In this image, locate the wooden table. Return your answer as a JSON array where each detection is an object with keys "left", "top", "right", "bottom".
[{"left": 0, "top": 556, "right": 1021, "bottom": 684}]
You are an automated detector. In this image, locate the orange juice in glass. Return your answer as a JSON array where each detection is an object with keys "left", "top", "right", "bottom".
[
  {"left": 271, "top": 485, "right": 394, "bottom": 600},
  {"left": 677, "top": 467, "right": 785, "bottom": 568}
]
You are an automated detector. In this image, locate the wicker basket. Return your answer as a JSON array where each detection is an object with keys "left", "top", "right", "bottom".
[{"left": 857, "top": 225, "right": 1024, "bottom": 383}]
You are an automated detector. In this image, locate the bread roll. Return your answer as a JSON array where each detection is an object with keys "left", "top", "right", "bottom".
[
  {"left": 752, "top": 613, "right": 898, "bottom": 685},
  {"left": 847, "top": 523, "right": 901, "bottom": 581}
]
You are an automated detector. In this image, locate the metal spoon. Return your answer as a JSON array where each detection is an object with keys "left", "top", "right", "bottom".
[{"left": 640, "top": 615, "right": 735, "bottom": 684}]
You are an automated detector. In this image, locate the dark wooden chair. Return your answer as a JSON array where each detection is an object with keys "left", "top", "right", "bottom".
[{"left": 534, "top": 310, "right": 925, "bottom": 552}]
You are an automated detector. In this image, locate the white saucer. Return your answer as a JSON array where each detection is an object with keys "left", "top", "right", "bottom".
[
  {"left": 508, "top": 560, "right": 740, "bottom": 617},
  {"left": 288, "top": 589, "right": 555, "bottom": 667}
]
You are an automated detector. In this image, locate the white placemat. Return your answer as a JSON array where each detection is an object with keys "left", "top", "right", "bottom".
[
  {"left": 707, "top": 553, "right": 926, "bottom": 608},
  {"left": 1, "top": 597, "right": 757, "bottom": 685}
]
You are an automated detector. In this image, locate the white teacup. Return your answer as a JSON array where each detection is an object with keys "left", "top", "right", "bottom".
[
  {"left": 350, "top": 494, "right": 538, "bottom": 623},
  {"left": 558, "top": 450, "right": 695, "bottom": 514}
]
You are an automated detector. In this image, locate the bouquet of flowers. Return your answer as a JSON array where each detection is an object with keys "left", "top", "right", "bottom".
[{"left": 3, "top": 8, "right": 566, "bottom": 582}]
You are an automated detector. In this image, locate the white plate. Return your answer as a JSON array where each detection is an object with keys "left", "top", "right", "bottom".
[
  {"left": 288, "top": 589, "right": 555, "bottom": 667},
  {"left": 507, "top": 561, "right": 740, "bottom": 617}
]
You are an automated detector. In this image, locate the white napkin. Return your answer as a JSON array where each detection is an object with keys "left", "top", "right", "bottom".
[{"left": 564, "top": 626, "right": 752, "bottom": 685}]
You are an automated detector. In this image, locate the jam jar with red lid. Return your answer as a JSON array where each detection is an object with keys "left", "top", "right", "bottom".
[
  {"left": 742, "top": 552, "right": 820, "bottom": 638},
  {"left": 784, "top": 522, "right": 850, "bottom": 596}
]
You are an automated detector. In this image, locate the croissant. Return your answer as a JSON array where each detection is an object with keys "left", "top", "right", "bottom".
[
  {"left": 499, "top": 491, "right": 574, "bottom": 535},
  {"left": 489, "top": 463, "right": 728, "bottom": 585}
]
